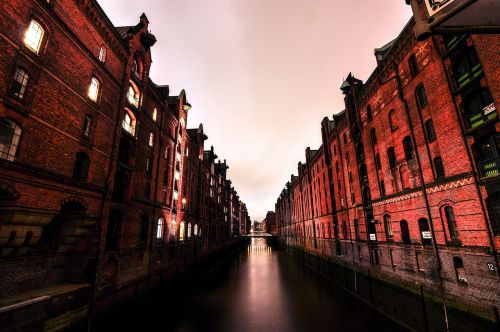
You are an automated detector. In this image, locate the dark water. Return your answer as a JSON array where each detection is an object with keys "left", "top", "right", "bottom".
[{"left": 94, "top": 238, "right": 406, "bottom": 332}]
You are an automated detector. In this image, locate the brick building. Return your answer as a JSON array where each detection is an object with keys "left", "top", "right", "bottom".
[
  {"left": 0, "top": 0, "right": 249, "bottom": 330},
  {"left": 275, "top": 19, "right": 500, "bottom": 322}
]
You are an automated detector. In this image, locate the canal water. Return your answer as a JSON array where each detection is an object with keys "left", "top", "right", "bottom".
[{"left": 94, "top": 238, "right": 406, "bottom": 332}]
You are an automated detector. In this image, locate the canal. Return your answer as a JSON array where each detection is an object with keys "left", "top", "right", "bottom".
[{"left": 93, "top": 238, "right": 406, "bottom": 332}]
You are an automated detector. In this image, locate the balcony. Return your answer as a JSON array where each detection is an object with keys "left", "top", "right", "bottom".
[{"left": 479, "top": 157, "right": 500, "bottom": 179}]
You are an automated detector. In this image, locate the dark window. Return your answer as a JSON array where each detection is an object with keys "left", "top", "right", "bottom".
[
  {"left": 416, "top": 85, "right": 428, "bottom": 109},
  {"left": 400, "top": 220, "right": 411, "bottom": 244},
  {"left": 354, "top": 219, "right": 360, "bottom": 240},
  {"left": 487, "top": 193, "right": 500, "bottom": 235},
  {"left": 139, "top": 215, "right": 149, "bottom": 245},
  {"left": 73, "top": 152, "right": 90, "bottom": 181},
  {"left": 83, "top": 115, "right": 92, "bottom": 137},
  {"left": 366, "top": 106, "right": 372, "bottom": 122},
  {"left": 384, "top": 214, "right": 393, "bottom": 239},
  {"left": 444, "top": 206, "right": 459, "bottom": 243},
  {"left": 342, "top": 221, "right": 348, "bottom": 239},
  {"left": 403, "top": 136, "right": 414, "bottom": 160},
  {"left": 462, "top": 88, "right": 496, "bottom": 130},
  {"left": 453, "top": 47, "right": 481, "bottom": 89},
  {"left": 146, "top": 157, "right": 153, "bottom": 175},
  {"left": 434, "top": 156, "right": 445, "bottom": 179},
  {"left": 144, "top": 182, "right": 151, "bottom": 199},
  {"left": 370, "top": 128, "right": 377, "bottom": 146},
  {"left": 418, "top": 218, "right": 432, "bottom": 245},
  {"left": 163, "top": 168, "right": 169, "bottom": 186},
  {"left": 389, "top": 109, "right": 397, "bottom": 131},
  {"left": 375, "top": 153, "right": 382, "bottom": 170},
  {"left": 343, "top": 133, "right": 347, "bottom": 144},
  {"left": 408, "top": 54, "right": 419, "bottom": 78},
  {"left": 11, "top": 68, "right": 29, "bottom": 99},
  {"left": 380, "top": 180, "right": 386, "bottom": 196},
  {"left": 346, "top": 152, "right": 350, "bottom": 166},
  {"left": 425, "top": 119, "right": 436, "bottom": 142},
  {"left": 0, "top": 119, "right": 21, "bottom": 161},
  {"left": 106, "top": 211, "right": 122, "bottom": 250},
  {"left": 388, "top": 147, "right": 397, "bottom": 169}
]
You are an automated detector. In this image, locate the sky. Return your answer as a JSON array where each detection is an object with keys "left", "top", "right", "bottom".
[{"left": 98, "top": 0, "right": 413, "bottom": 221}]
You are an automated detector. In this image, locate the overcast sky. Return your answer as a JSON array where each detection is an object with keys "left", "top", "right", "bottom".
[{"left": 98, "top": 0, "right": 413, "bottom": 221}]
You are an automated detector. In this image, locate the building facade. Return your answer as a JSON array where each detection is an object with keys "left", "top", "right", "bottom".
[
  {"left": 275, "top": 19, "right": 500, "bottom": 324},
  {"left": 0, "top": 0, "right": 249, "bottom": 330}
]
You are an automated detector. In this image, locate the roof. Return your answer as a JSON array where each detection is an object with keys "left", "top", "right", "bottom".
[
  {"left": 116, "top": 26, "right": 132, "bottom": 40},
  {"left": 374, "top": 38, "right": 397, "bottom": 54}
]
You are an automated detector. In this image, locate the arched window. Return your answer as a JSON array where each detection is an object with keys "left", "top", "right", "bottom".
[
  {"left": 0, "top": 119, "right": 22, "bottom": 161},
  {"left": 425, "top": 119, "right": 437, "bottom": 142},
  {"left": 408, "top": 54, "right": 419, "bottom": 78},
  {"left": 403, "top": 136, "right": 414, "bottom": 160},
  {"left": 415, "top": 85, "right": 428, "bottom": 109},
  {"left": 179, "top": 221, "right": 185, "bottom": 241},
  {"left": 187, "top": 223, "right": 192, "bottom": 238},
  {"left": 99, "top": 45, "right": 107, "bottom": 63},
  {"left": 444, "top": 206, "right": 459, "bottom": 243},
  {"left": 170, "top": 219, "right": 176, "bottom": 239},
  {"left": 88, "top": 77, "right": 100, "bottom": 102},
  {"left": 149, "top": 132, "right": 154, "bottom": 147},
  {"left": 434, "top": 156, "right": 445, "bottom": 179},
  {"left": 400, "top": 220, "right": 411, "bottom": 244},
  {"left": 156, "top": 218, "right": 164, "bottom": 240},
  {"left": 384, "top": 214, "right": 393, "bottom": 239},
  {"left": 127, "top": 81, "right": 140, "bottom": 108},
  {"left": 83, "top": 115, "right": 92, "bottom": 137},
  {"left": 389, "top": 109, "right": 397, "bottom": 131},
  {"left": 73, "top": 152, "right": 90, "bottom": 181},
  {"left": 418, "top": 218, "right": 432, "bottom": 245},
  {"left": 370, "top": 128, "right": 377, "bottom": 146},
  {"left": 122, "top": 109, "right": 136, "bottom": 135},
  {"left": 152, "top": 108, "right": 157, "bottom": 122},
  {"left": 375, "top": 153, "right": 382, "bottom": 170},
  {"left": 366, "top": 105, "right": 372, "bottom": 122},
  {"left": 345, "top": 152, "right": 350, "bottom": 166},
  {"left": 11, "top": 68, "right": 29, "bottom": 99},
  {"left": 194, "top": 224, "right": 198, "bottom": 236},
  {"left": 380, "top": 180, "right": 386, "bottom": 196},
  {"left": 387, "top": 147, "right": 397, "bottom": 169},
  {"left": 24, "top": 20, "right": 45, "bottom": 54}
]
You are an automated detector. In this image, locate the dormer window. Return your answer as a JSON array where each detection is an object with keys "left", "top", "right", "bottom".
[
  {"left": 127, "top": 81, "right": 140, "bottom": 108},
  {"left": 24, "top": 20, "right": 44, "bottom": 54},
  {"left": 88, "top": 77, "right": 100, "bottom": 102},
  {"left": 98, "top": 45, "right": 107, "bottom": 63}
]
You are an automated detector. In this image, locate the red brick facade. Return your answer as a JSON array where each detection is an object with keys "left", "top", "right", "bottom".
[
  {"left": 276, "top": 20, "right": 500, "bottom": 315},
  {"left": 0, "top": 0, "right": 249, "bottom": 330}
]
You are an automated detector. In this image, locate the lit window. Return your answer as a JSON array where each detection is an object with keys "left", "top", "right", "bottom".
[
  {"left": 152, "top": 108, "right": 157, "bottom": 122},
  {"left": 88, "top": 77, "right": 100, "bottom": 102},
  {"left": 156, "top": 218, "right": 164, "bottom": 240},
  {"left": 187, "top": 223, "right": 192, "bottom": 238},
  {"left": 24, "top": 20, "right": 44, "bottom": 54},
  {"left": 149, "top": 132, "right": 154, "bottom": 147},
  {"left": 179, "top": 221, "right": 185, "bottom": 241},
  {"left": 98, "top": 45, "right": 107, "bottom": 62},
  {"left": 11, "top": 68, "right": 29, "bottom": 99},
  {"left": 0, "top": 119, "right": 22, "bottom": 161},
  {"left": 194, "top": 224, "right": 198, "bottom": 236},
  {"left": 127, "top": 82, "right": 140, "bottom": 107},
  {"left": 122, "top": 110, "right": 136, "bottom": 135},
  {"left": 170, "top": 220, "right": 176, "bottom": 239}
]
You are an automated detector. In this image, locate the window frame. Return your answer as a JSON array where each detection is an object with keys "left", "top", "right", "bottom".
[{"left": 24, "top": 20, "right": 45, "bottom": 54}]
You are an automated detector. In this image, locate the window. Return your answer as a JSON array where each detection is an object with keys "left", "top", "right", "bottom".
[
  {"left": 403, "top": 136, "right": 414, "bottom": 161},
  {"left": 487, "top": 194, "right": 500, "bottom": 235},
  {"left": 375, "top": 153, "right": 382, "bottom": 170},
  {"left": 453, "top": 48, "right": 482, "bottom": 89},
  {"left": 418, "top": 218, "right": 432, "bottom": 245},
  {"left": 342, "top": 221, "right": 348, "bottom": 239},
  {"left": 444, "top": 206, "right": 459, "bottom": 243},
  {"left": 163, "top": 168, "right": 169, "bottom": 186},
  {"left": 434, "top": 156, "right": 445, "bottom": 179},
  {"left": 453, "top": 256, "right": 467, "bottom": 284},
  {"left": 370, "top": 128, "right": 377, "bottom": 146},
  {"left": 194, "top": 224, "right": 198, "bottom": 236},
  {"left": 106, "top": 211, "right": 122, "bottom": 250},
  {"left": 122, "top": 110, "right": 136, "bottom": 135},
  {"left": 387, "top": 147, "right": 397, "bottom": 169},
  {"left": 400, "top": 220, "right": 411, "bottom": 244},
  {"left": 416, "top": 85, "right": 428, "bottom": 109},
  {"left": 149, "top": 132, "right": 154, "bottom": 147},
  {"left": 11, "top": 68, "right": 29, "bottom": 99},
  {"left": 346, "top": 153, "right": 350, "bottom": 166},
  {"left": 384, "top": 214, "right": 393, "bottom": 239},
  {"left": 72, "top": 152, "right": 90, "bottom": 181},
  {"left": 88, "top": 77, "right": 100, "bottom": 102},
  {"left": 144, "top": 182, "right": 150, "bottom": 199},
  {"left": 425, "top": 119, "right": 437, "bottom": 142},
  {"left": 366, "top": 105, "right": 372, "bottom": 122},
  {"left": 187, "top": 223, "right": 192, "bottom": 239},
  {"left": 389, "top": 109, "right": 397, "bottom": 131},
  {"left": 98, "top": 45, "right": 107, "bottom": 62},
  {"left": 179, "top": 221, "right": 185, "bottom": 241},
  {"left": 416, "top": 252, "right": 425, "bottom": 272},
  {"left": 140, "top": 215, "right": 149, "bottom": 244},
  {"left": 152, "top": 108, "right": 157, "bottom": 122},
  {"left": 170, "top": 219, "right": 176, "bottom": 239},
  {"left": 146, "top": 157, "right": 153, "bottom": 175},
  {"left": 354, "top": 219, "right": 360, "bottom": 240},
  {"left": 343, "top": 133, "right": 347, "bottom": 144},
  {"left": 0, "top": 119, "right": 21, "bottom": 161},
  {"left": 165, "top": 147, "right": 170, "bottom": 160},
  {"left": 408, "top": 54, "right": 419, "bottom": 78},
  {"left": 83, "top": 115, "right": 92, "bottom": 137},
  {"left": 156, "top": 218, "right": 164, "bottom": 240},
  {"left": 24, "top": 20, "right": 44, "bottom": 54},
  {"left": 133, "top": 58, "right": 142, "bottom": 78},
  {"left": 127, "top": 81, "right": 140, "bottom": 108},
  {"left": 380, "top": 180, "right": 386, "bottom": 196},
  {"left": 462, "top": 88, "right": 496, "bottom": 130}
]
